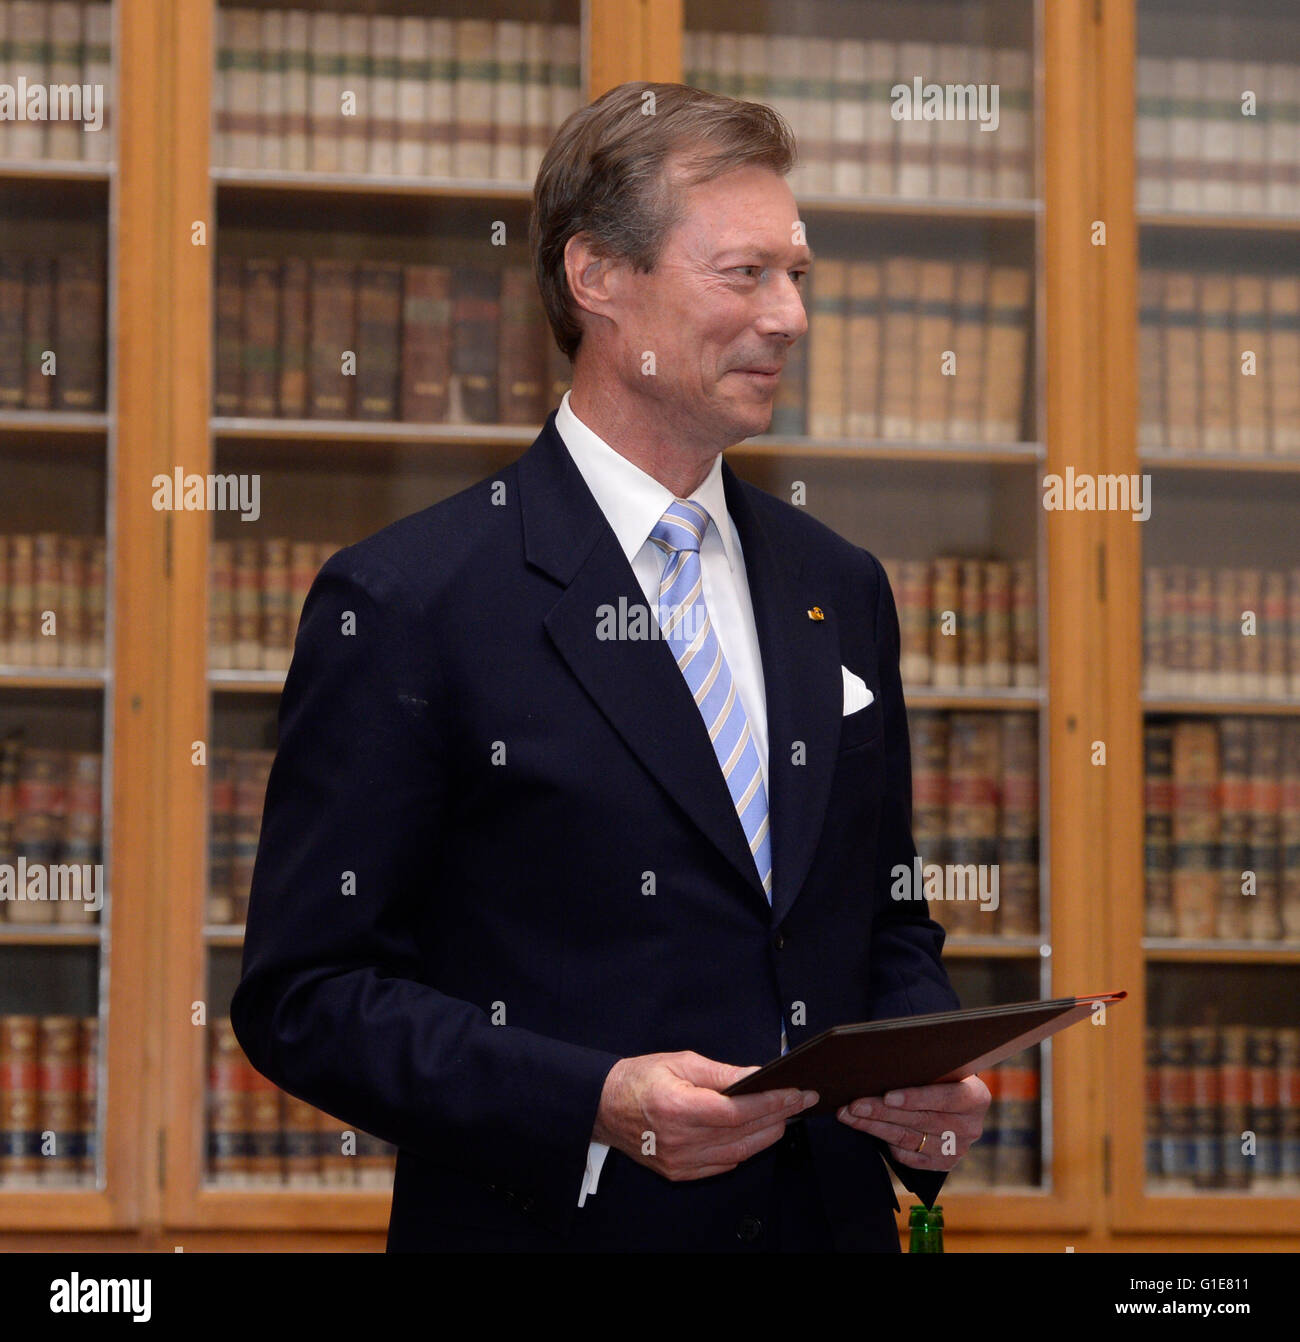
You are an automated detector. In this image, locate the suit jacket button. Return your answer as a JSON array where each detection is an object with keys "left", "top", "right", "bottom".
[
  {"left": 737, "top": 1216, "right": 763, "bottom": 1243},
  {"left": 521, "top": 1196, "right": 536, "bottom": 1213},
  {"left": 773, "top": 932, "right": 785, "bottom": 951}
]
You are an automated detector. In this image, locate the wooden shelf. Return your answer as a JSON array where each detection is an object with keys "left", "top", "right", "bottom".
[
  {"left": 212, "top": 166, "right": 534, "bottom": 200},
  {"left": 1140, "top": 450, "right": 1300, "bottom": 475},
  {"left": 1144, "top": 941, "right": 1300, "bottom": 965},
  {"left": 1139, "top": 208, "right": 1300, "bottom": 235},
  {"left": 0, "top": 927, "right": 102, "bottom": 946},
  {"left": 0, "top": 160, "right": 113, "bottom": 182},
  {"left": 0, "top": 669, "right": 108, "bottom": 690},
  {"left": 942, "top": 939, "right": 1047, "bottom": 958},
  {"left": 1141, "top": 696, "right": 1300, "bottom": 715},
  {"left": 903, "top": 688, "right": 1045, "bottom": 710}
]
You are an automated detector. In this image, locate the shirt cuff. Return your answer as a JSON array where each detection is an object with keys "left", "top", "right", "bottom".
[{"left": 577, "top": 1141, "right": 610, "bottom": 1207}]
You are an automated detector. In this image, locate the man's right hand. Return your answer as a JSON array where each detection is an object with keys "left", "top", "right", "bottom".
[{"left": 591, "top": 1051, "right": 819, "bottom": 1181}]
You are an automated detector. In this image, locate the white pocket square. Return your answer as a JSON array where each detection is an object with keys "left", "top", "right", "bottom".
[{"left": 842, "top": 666, "right": 875, "bottom": 716}]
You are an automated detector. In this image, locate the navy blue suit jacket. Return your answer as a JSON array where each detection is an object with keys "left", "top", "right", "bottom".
[{"left": 230, "top": 412, "right": 961, "bottom": 1251}]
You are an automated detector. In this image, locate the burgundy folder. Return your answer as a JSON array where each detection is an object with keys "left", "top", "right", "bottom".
[{"left": 724, "top": 992, "right": 1127, "bottom": 1118}]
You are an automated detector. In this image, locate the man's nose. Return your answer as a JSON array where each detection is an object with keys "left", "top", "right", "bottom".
[{"left": 758, "top": 272, "right": 809, "bottom": 342}]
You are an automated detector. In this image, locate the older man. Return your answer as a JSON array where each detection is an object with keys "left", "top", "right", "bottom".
[{"left": 231, "top": 81, "right": 989, "bottom": 1253}]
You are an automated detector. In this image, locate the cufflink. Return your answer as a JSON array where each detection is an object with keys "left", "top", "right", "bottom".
[{"left": 807, "top": 606, "right": 824, "bottom": 622}]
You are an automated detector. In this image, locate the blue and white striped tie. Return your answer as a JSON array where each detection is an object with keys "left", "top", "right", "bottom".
[{"left": 650, "top": 499, "right": 773, "bottom": 903}]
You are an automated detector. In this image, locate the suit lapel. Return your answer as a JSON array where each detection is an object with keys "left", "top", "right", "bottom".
[
  {"left": 519, "top": 417, "right": 771, "bottom": 914},
  {"left": 721, "top": 464, "right": 843, "bottom": 926}
]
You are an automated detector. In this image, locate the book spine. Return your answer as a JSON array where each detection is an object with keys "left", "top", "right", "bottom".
[
  {"left": 355, "top": 261, "right": 402, "bottom": 421},
  {"left": 208, "top": 1018, "right": 248, "bottom": 1185},
  {"left": 78, "top": 1015, "right": 97, "bottom": 1176},
  {"left": 208, "top": 747, "right": 234, "bottom": 925},
  {"left": 449, "top": 265, "right": 499, "bottom": 424},
  {"left": 0, "top": 1015, "right": 40, "bottom": 1180},
  {"left": 37, "top": 1014, "right": 81, "bottom": 1183},
  {"left": 241, "top": 257, "right": 281, "bottom": 418},
  {"left": 998, "top": 710, "right": 1039, "bottom": 936},
  {"left": 1144, "top": 720, "right": 1175, "bottom": 937},
  {"left": 399, "top": 263, "right": 451, "bottom": 423},
  {"left": 308, "top": 259, "right": 356, "bottom": 419}
]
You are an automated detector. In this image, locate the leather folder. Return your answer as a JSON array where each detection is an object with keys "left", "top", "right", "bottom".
[{"left": 724, "top": 991, "right": 1127, "bottom": 1118}]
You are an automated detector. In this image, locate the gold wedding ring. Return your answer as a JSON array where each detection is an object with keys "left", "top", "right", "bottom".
[{"left": 917, "top": 1132, "right": 928, "bottom": 1154}]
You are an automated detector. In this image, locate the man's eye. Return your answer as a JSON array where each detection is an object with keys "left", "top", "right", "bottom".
[{"left": 732, "top": 267, "right": 762, "bottom": 279}]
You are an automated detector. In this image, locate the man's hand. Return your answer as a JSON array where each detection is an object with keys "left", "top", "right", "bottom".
[
  {"left": 592, "top": 1051, "right": 819, "bottom": 1182},
  {"left": 835, "top": 1074, "right": 991, "bottom": 1171}
]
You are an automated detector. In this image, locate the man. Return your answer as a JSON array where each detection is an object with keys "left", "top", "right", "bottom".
[{"left": 231, "top": 81, "right": 989, "bottom": 1253}]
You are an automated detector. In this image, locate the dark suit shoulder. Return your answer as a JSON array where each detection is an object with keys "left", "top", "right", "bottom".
[{"left": 321, "top": 459, "right": 524, "bottom": 607}]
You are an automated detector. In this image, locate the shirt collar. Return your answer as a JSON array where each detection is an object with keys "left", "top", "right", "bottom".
[{"left": 555, "top": 389, "right": 738, "bottom": 572}]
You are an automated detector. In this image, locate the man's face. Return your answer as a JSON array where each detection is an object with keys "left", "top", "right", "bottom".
[{"left": 599, "top": 161, "right": 811, "bottom": 453}]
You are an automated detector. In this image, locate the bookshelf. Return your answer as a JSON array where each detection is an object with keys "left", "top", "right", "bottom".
[
  {"left": 1104, "top": 0, "right": 1300, "bottom": 1236},
  {"left": 0, "top": 0, "right": 1295, "bottom": 1251}
]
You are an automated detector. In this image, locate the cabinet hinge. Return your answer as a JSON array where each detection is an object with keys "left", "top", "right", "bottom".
[
  {"left": 157, "top": 1128, "right": 165, "bottom": 1188},
  {"left": 1102, "top": 1132, "right": 1110, "bottom": 1194},
  {"left": 1096, "top": 540, "right": 1106, "bottom": 603},
  {"left": 164, "top": 512, "right": 173, "bottom": 580}
]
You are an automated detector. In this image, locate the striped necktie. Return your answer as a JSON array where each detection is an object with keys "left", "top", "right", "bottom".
[{"left": 649, "top": 498, "right": 773, "bottom": 903}]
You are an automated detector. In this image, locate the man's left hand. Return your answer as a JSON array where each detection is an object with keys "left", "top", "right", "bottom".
[{"left": 835, "top": 1074, "right": 991, "bottom": 1171}]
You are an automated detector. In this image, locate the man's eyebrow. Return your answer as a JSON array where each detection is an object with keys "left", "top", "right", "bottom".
[{"left": 714, "top": 244, "right": 815, "bottom": 264}]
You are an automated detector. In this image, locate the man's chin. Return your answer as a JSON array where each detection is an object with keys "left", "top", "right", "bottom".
[{"left": 725, "top": 402, "right": 775, "bottom": 444}]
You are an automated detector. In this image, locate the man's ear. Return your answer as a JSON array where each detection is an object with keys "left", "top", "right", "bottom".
[{"left": 564, "top": 232, "right": 623, "bottom": 326}]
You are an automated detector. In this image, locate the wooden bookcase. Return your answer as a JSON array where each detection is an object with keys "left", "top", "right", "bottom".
[{"left": 0, "top": 0, "right": 1296, "bottom": 1251}]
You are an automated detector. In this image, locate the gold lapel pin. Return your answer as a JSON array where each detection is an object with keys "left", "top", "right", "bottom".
[{"left": 807, "top": 606, "right": 824, "bottom": 622}]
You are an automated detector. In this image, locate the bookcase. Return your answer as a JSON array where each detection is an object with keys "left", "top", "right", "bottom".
[{"left": 0, "top": 0, "right": 1296, "bottom": 1251}]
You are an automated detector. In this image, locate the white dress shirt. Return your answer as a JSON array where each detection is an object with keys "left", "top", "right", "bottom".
[{"left": 553, "top": 390, "right": 770, "bottom": 1207}]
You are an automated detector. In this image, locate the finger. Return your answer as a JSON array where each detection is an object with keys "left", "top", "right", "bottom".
[
  {"left": 884, "top": 1141, "right": 948, "bottom": 1172},
  {"left": 877, "top": 1082, "right": 978, "bottom": 1113},
  {"left": 844, "top": 1100, "right": 976, "bottom": 1133},
  {"left": 839, "top": 1110, "right": 972, "bottom": 1149},
  {"left": 696, "top": 1114, "right": 792, "bottom": 1167},
  {"left": 672, "top": 1052, "right": 769, "bottom": 1092},
  {"left": 689, "top": 1086, "right": 817, "bottom": 1129}
]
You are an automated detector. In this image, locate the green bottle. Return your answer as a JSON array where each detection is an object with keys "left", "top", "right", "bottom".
[{"left": 908, "top": 1204, "right": 944, "bottom": 1253}]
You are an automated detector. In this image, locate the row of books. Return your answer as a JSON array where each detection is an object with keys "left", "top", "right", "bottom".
[
  {"left": 1145, "top": 718, "right": 1300, "bottom": 943},
  {"left": 208, "top": 749, "right": 271, "bottom": 928},
  {"left": 0, "top": 1014, "right": 98, "bottom": 1183},
  {"left": 208, "top": 1019, "right": 394, "bottom": 1187},
  {"left": 210, "top": 538, "right": 337, "bottom": 672},
  {"left": 1145, "top": 1024, "right": 1300, "bottom": 1189},
  {"left": 795, "top": 258, "right": 1031, "bottom": 443},
  {"left": 942, "top": 1052, "right": 1039, "bottom": 1190},
  {"left": 213, "top": 9, "right": 579, "bottom": 181},
  {"left": 0, "top": 0, "right": 112, "bottom": 163},
  {"left": 1143, "top": 565, "right": 1300, "bottom": 699},
  {"left": 687, "top": 29, "right": 1032, "bottom": 202},
  {"left": 878, "top": 555, "right": 1038, "bottom": 689},
  {"left": 0, "top": 737, "right": 101, "bottom": 923},
  {"left": 1137, "top": 55, "right": 1300, "bottom": 216},
  {"left": 0, "top": 253, "right": 108, "bottom": 413},
  {"left": 907, "top": 711, "right": 1039, "bottom": 938},
  {"left": 1139, "top": 270, "right": 1300, "bottom": 457},
  {"left": 0, "top": 533, "right": 106, "bottom": 668},
  {"left": 214, "top": 256, "right": 569, "bottom": 425}
]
